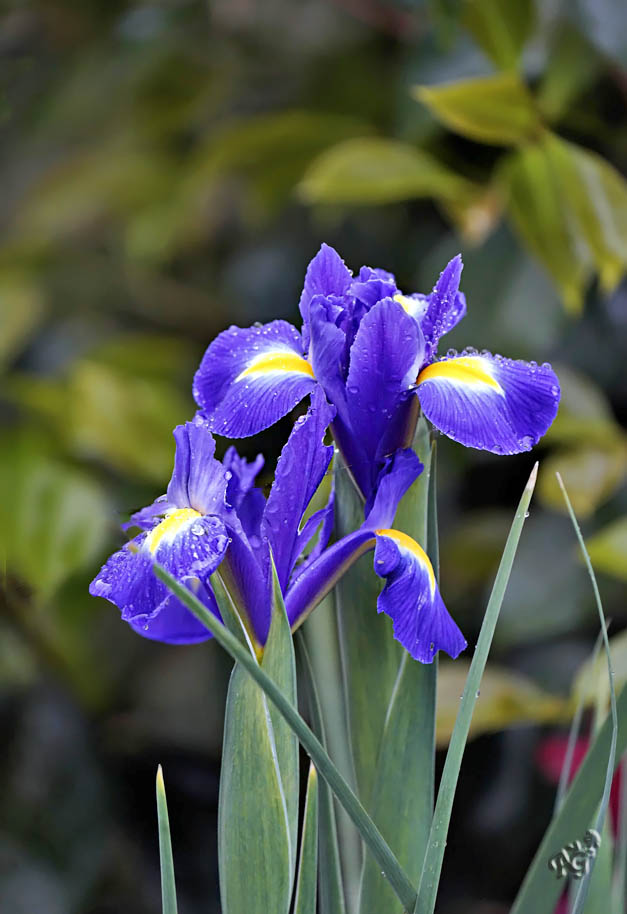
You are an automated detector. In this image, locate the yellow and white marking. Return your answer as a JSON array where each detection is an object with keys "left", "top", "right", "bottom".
[
  {"left": 394, "top": 293, "right": 426, "bottom": 320},
  {"left": 417, "top": 356, "right": 503, "bottom": 393},
  {"left": 375, "top": 528, "right": 436, "bottom": 596},
  {"left": 144, "top": 508, "right": 201, "bottom": 554},
  {"left": 237, "top": 350, "right": 315, "bottom": 380}
]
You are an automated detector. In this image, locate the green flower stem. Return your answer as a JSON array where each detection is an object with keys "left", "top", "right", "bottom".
[{"left": 152, "top": 563, "right": 418, "bottom": 913}]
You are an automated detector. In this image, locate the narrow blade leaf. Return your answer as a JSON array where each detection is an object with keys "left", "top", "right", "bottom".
[
  {"left": 298, "top": 632, "right": 347, "bottom": 914},
  {"left": 156, "top": 765, "right": 178, "bottom": 914},
  {"left": 415, "top": 462, "right": 539, "bottom": 914},
  {"left": 293, "top": 763, "right": 320, "bottom": 914},
  {"left": 556, "top": 474, "right": 617, "bottom": 914}
]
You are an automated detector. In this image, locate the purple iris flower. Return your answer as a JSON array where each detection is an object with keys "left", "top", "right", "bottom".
[
  {"left": 193, "top": 244, "right": 560, "bottom": 501},
  {"left": 89, "top": 389, "right": 465, "bottom": 663}
]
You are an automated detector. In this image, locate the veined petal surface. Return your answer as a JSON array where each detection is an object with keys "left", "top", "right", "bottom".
[
  {"left": 420, "top": 255, "right": 467, "bottom": 361},
  {"left": 345, "top": 299, "right": 424, "bottom": 496},
  {"left": 89, "top": 512, "right": 229, "bottom": 643},
  {"left": 193, "top": 320, "right": 316, "bottom": 437},
  {"left": 373, "top": 530, "right": 466, "bottom": 663},
  {"left": 298, "top": 243, "right": 352, "bottom": 330},
  {"left": 417, "top": 353, "right": 560, "bottom": 454},
  {"left": 262, "top": 388, "right": 335, "bottom": 591},
  {"left": 167, "top": 418, "right": 229, "bottom": 514}
]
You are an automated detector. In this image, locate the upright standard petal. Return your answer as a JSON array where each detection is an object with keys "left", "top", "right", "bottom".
[
  {"left": 298, "top": 243, "right": 352, "bottom": 330},
  {"left": 167, "top": 419, "right": 228, "bottom": 515},
  {"left": 261, "top": 387, "right": 335, "bottom": 591},
  {"left": 419, "top": 255, "right": 467, "bottom": 361},
  {"left": 417, "top": 353, "right": 560, "bottom": 454},
  {"left": 344, "top": 299, "right": 425, "bottom": 498},
  {"left": 193, "top": 320, "right": 316, "bottom": 437},
  {"left": 373, "top": 530, "right": 466, "bottom": 663},
  {"left": 349, "top": 265, "right": 398, "bottom": 308},
  {"left": 89, "top": 511, "right": 230, "bottom": 643},
  {"left": 222, "top": 446, "right": 266, "bottom": 542}
]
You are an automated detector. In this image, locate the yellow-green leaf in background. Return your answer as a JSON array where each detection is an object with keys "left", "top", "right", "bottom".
[
  {"left": 463, "top": 0, "right": 535, "bottom": 71},
  {"left": 500, "top": 141, "right": 592, "bottom": 312},
  {"left": 538, "top": 445, "right": 626, "bottom": 518},
  {"left": 586, "top": 518, "right": 627, "bottom": 582},
  {"left": 546, "top": 135, "right": 627, "bottom": 295},
  {"left": 299, "top": 137, "right": 475, "bottom": 205},
  {"left": 536, "top": 27, "right": 602, "bottom": 123},
  {"left": 0, "top": 433, "right": 110, "bottom": 598},
  {"left": 0, "top": 270, "right": 45, "bottom": 370},
  {"left": 436, "top": 661, "right": 568, "bottom": 747},
  {"left": 412, "top": 72, "right": 542, "bottom": 146},
  {"left": 14, "top": 143, "right": 170, "bottom": 245},
  {"left": 544, "top": 365, "right": 622, "bottom": 447},
  {"left": 574, "top": 629, "right": 627, "bottom": 708},
  {"left": 9, "top": 335, "right": 195, "bottom": 484}
]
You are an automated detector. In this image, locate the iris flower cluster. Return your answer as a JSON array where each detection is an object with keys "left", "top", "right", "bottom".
[{"left": 90, "top": 245, "right": 560, "bottom": 663}]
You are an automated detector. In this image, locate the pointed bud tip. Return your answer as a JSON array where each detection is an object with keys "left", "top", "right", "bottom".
[{"left": 156, "top": 764, "right": 164, "bottom": 788}]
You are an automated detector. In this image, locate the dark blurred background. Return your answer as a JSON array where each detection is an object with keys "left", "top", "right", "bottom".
[{"left": 1, "top": 1, "right": 626, "bottom": 911}]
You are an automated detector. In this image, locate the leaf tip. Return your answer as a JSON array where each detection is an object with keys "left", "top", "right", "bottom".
[
  {"left": 156, "top": 763, "right": 164, "bottom": 790},
  {"left": 527, "top": 460, "right": 539, "bottom": 491}
]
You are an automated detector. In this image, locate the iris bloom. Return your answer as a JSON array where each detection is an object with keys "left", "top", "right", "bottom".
[
  {"left": 194, "top": 245, "right": 560, "bottom": 502},
  {"left": 89, "top": 390, "right": 465, "bottom": 662}
]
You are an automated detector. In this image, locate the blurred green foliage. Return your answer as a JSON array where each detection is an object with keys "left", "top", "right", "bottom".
[{"left": 0, "top": 0, "right": 625, "bottom": 911}]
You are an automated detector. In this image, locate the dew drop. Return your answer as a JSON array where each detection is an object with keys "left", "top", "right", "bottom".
[{"left": 191, "top": 524, "right": 205, "bottom": 536}]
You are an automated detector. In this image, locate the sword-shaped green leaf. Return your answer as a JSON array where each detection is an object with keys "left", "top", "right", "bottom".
[
  {"left": 218, "top": 654, "right": 293, "bottom": 914},
  {"left": 158, "top": 566, "right": 419, "bottom": 911},
  {"left": 293, "top": 763, "right": 319, "bottom": 914},
  {"left": 156, "top": 765, "right": 178, "bottom": 914},
  {"left": 360, "top": 422, "right": 436, "bottom": 914},
  {"left": 217, "top": 568, "right": 296, "bottom": 914}
]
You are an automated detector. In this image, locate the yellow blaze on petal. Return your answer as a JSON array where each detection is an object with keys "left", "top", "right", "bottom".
[
  {"left": 144, "top": 508, "right": 201, "bottom": 554},
  {"left": 417, "top": 356, "right": 503, "bottom": 392},
  {"left": 375, "top": 528, "right": 436, "bottom": 596},
  {"left": 393, "top": 293, "right": 418, "bottom": 315},
  {"left": 238, "top": 350, "right": 315, "bottom": 380}
]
